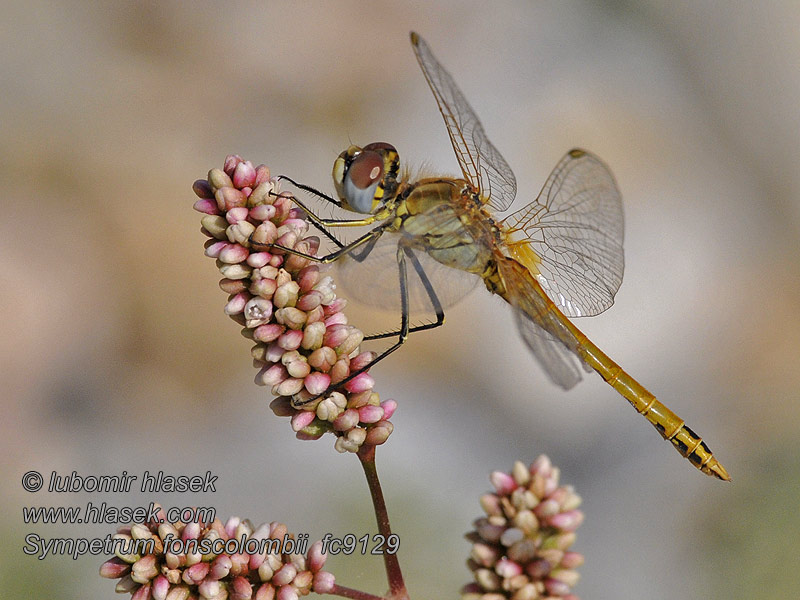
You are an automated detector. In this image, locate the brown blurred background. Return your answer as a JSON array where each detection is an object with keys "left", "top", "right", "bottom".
[{"left": 2, "top": 1, "right": 799, "bottom": 598}]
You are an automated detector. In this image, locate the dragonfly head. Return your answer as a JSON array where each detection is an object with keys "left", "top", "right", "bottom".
[{"left": 332, "top": 142, "right": 400, "bottom": 213}]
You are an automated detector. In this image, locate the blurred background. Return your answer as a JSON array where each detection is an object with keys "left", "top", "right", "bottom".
[{"left": 2, "top": 1, "right": 799, "bottom": 598}]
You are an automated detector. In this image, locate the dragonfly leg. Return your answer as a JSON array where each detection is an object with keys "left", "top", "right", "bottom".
[
  {"left": 250, "top": 223, "right": 388, "bottom": 264},
  {"left": 278, "top": 175, "right": 341, "bottom": 208},
  {"left": 363, "top": 246, "right": 445, "bottom": 340},
  {"left": 291, "top": 241, "right": 413, "bottom": 408}
]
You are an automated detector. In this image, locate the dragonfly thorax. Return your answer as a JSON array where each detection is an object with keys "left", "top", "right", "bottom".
[{"left": 332, "top": 142, "right": 400, "bottom": 214}]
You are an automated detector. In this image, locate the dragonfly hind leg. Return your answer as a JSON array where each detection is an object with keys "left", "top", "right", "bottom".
[{"left": 291, "top": 242, "right": 444, "bottom": 408}]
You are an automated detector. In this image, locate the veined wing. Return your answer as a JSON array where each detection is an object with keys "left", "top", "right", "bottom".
[
  {"left": 335, "top": 232, "right": 480, "bottom": 315},
  {"left": 496, "top": 255, "right": 590, "bottom": 390},
  {"left": 410, "top": 32, "right": 517, "bottom": 212},
  {"left": 502, "top": 149, "right": 624, "bottom": 318}
]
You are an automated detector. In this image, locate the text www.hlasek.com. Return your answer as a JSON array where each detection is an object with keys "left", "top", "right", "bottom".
[{"left": 22, "top": 502, "right": 214, "bottom": 525}]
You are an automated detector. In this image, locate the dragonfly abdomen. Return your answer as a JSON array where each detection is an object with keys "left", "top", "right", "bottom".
[{"left": 573, "top": 333, "right": 731, "bottom": 481}]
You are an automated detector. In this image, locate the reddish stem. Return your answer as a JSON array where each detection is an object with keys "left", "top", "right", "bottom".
[
  {"left": 329, "top": 584, "right": 386, "bottom": 600},
  {"left": 357, "top": 445, "right": 409, "bottom": 600}
]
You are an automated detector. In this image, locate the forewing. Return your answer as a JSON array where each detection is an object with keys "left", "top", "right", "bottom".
[
  {"left": 497, "top": 256, "right": 590, "bottom": 390},
  {"left": 335, "top": 232, "right": 480, "bottom": 315},
  {"left": 502, "top": 149, "right": 624, "bottom": 317},
  {"left": 410, "top": 32, "right": 517, "bottom": 212}
]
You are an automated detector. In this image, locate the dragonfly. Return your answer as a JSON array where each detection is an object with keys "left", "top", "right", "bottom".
[{"left": 262, "top": 31, "right": 730, "bottom": 481}]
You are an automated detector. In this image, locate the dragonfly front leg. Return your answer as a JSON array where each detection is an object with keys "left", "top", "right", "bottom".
[{"left": 250, "top": 222, "right": 389, "bottom": 264}]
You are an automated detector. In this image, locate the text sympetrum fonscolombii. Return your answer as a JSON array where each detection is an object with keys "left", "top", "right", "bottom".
[{"left": 262, "top": 32, "right": 729, "bottom": 481}]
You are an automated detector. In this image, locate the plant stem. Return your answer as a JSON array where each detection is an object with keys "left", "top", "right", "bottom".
[
  {"left": 329, "top": 584, "right": 386, "bottom": 600},
  {"left": 357, "top": 445, "right": 408, "bottom": 600}
]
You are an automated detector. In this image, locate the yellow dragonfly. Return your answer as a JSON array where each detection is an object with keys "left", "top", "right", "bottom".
[{"left": 264, "top": 32, "right": 729, "bottom": 481}]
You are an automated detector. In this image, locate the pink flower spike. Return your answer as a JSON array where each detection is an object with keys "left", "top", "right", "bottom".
[
  {"left": 380, "top": 399, "right": 397, "bottom": 419},
  {"left": 490, "top": 471, "right": 517, "bottom": 496},
  {"left": 193, "top": 198, "right": 219, "bottom": 214},
  {"left": 344, "top": 372, "right": 374, "bottom": 394}
]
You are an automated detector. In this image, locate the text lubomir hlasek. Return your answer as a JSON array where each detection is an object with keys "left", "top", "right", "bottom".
[{"left": 47, "top": 470, "right": 218, "bottom": 493}]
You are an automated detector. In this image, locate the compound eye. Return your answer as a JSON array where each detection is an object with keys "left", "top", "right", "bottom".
[
  {"left": 348, "top": 151, "right": 384, "bottom": 189},
  {"left": 342, "top": 150, "right": 384, "bottom": 213},
  {"left": 363, "top": 142, "right": 397, "bottom": 154}
]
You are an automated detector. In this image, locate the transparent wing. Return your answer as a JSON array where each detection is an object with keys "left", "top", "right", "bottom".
[
  {"left": 410, "top": 32, "right": 517, "bottom": 212},
  {"left": 335, "top": 232, "right": 480, "bottom": 315},
  {"left": 502, "top": 149, "right": 624, "bottom": 318},
  {"left": 496, "top": 255, "right": 591, "bottom": 390}
]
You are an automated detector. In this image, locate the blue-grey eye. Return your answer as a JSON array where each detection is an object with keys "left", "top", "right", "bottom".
[{"left": 343, "top": 150, "right": 383, "bottom": 213}]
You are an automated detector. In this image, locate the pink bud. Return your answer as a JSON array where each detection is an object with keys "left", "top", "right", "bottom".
[
  {"left": 256, "top": 363, "right": 287, "bottom": 387},
  {"left": 250, "top": 203, "right": 277, "bottom": 222},
  {"left": 233, "top": 160, "right": 257, "bottom": 188},
  {"left": 548, "top": 509, "right": 584, "bottom": 532},
  {"left": 277, "top": 329, "right": 303, "bottom": 351},
  {"left": 247, "top": 252, "right": 271, "bottom": 268},
  {"left": 304, "top": 372, "right": 331, "bottom": 396},
  {"left": 193, "top": 179, "right": 215, "bottom": 199},
  {"left": 291, "top": 410, "right": 316, "bottom": 432},
  {"left": 224, "top": 292, "right": 250, "bottom": 316},
  {"left": 219, "top": 243, "right": 249, "bottom": 264},
  {"left": 272, "top": 564, "right": 297, "bottom": 586},
  {"left": 255, "top": 583, "right": 276, "bottom": 600},
  {"left": 313, "top": 571, "right": 336, "bottom": 594},
  {"left": 344, "top": 372, "right": 374, "bottom": 394},
  {"left": 223, "top": 155, "right": 244, "bottom": 176},
  {"left": 204, "top": 240, "right": 229, "bottom": 258},
  {"left": 253, "top": 323, "right": 284, "bottom": 343},
  {"left": 357, "top": 404, "right": 384, "bottom": 423},
  {"left": 332, "top": 408, "right": 359, "bottom": 431},
  {"left": 193, "top": 198, "right": 219, "bottom": 214},
  {"left": 490, "top": 471, "right": 517, "bottom": 495},
  {"left": 277, "top": 584, "right": 298, "bottom": 600},
  {"left": 380, "top": 399, "right": 397, "bottom": 419},
  {"left": 226, "top": 206, "right": 250, "bottom": 224}
]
